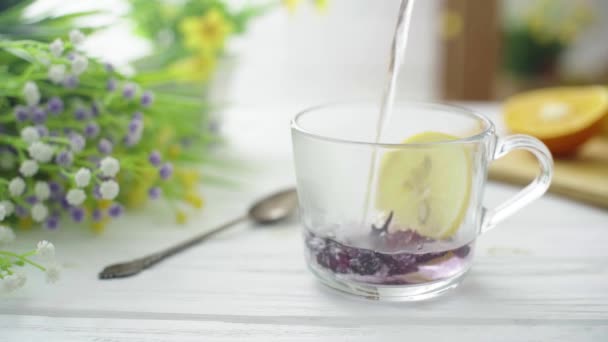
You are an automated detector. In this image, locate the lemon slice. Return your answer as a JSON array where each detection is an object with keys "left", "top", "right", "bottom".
[{"left": 375, "top": 132, "right": 471, "bottom": 239}]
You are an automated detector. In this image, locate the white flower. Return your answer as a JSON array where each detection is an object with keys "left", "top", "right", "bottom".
[
  {"left": 0, "top": 200, "right": 15, "bottom": 221},
  {"left": 21, "top": 126, "right": 40, "bottom": 145},
  {"left": 0, "top": 201, "right": 14, "bottom": 217},
  {"left": 9, "top": 177, "right": 25, "bottom": 197},
  {"left": 0, "top": 225, "right": 15, "bottom": 245},
  {"left": 71, "top": 55, "right": 88, "bottom": 75},
  {"left": 48, "top": 64, "right": 66, "bottom": 84},
  {"left": 23, "top": 81, "right": 40, "bottom": 106},
  {"left": 74, "top": 168, "right": 91, "bottom": 188},
  {"left": 34, "top": 182, "right": 51, "bottom": 200},
  {"left": 45, "top": 263, "right": 61, "bottom": 283},
  {"left": 99, "top": 157, "right": 120, "bottom": 177},
  {"left": 70, "top": 134, "right": 85, "bottom": 153},
  {"left": 19, "top": 159, "right": 38, "bottom": 177},
  {"left": 69, "top": 29, "right": 85, "bottom": 45},
  {"left": 100, "top": 180, "right": 119, "bottom": 200},
  {"left": 28, "top": 141, "right": 54, "bottom": 163},
  {"left": 66, "top": 188, "right": 86, "bottom": 206},
  {"left": 31, "top": 203, "right": 48, "bottom": 222},
  {"left": 36, "top": 240, "right": 55, "bottom": 259},
  {"left": 50, "top": 38, "right": 64, "bottom": 57},
  {"left": 2, "top": 273, "right": 26, "bottom": 292},
  {"left": 0, "top": 205, "right": 5, "bottom": 221}
]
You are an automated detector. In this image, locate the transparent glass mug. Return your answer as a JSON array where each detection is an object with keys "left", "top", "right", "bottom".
[{"left": 291, "top": 102, "right": 553, "bottom": 301}]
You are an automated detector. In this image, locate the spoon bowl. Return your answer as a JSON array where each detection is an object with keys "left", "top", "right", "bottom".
[{"left": 248, "top": 188, "right": 298, "bottom": 224}]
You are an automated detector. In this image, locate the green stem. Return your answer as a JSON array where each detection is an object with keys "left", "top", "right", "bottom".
[{"left": 0, "top": 251, "right": 46, "bottom": 271}]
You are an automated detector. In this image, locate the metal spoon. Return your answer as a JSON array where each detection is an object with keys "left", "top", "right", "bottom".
[{"left": 98, "top": 188, "right": 298, "bottom": 279}]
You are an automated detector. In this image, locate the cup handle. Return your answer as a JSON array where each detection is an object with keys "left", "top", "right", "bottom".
[{"left": 481, "top": 134, "right": 554, "bottom": 233}]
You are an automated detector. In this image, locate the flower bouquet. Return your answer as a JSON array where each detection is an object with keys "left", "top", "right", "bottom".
[
  {"left": 0, "top": 0, "right": 326, "bottom": 292},
  {"left": 0, "top": 29, "right": 213, "bottom": 290}
]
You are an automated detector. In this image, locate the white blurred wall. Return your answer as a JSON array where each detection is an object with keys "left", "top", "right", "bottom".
[{"left": 224, "top": 0, "right": 440, "bottom": 106}]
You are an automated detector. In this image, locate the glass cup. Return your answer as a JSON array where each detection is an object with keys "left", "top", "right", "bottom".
[{"left": 291, "top": 102, "right": 553, "bottom": 301}]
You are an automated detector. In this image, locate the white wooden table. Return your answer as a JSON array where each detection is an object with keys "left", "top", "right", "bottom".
[{"left": 2, "top": 104, "right": 608, "bottom": 341}]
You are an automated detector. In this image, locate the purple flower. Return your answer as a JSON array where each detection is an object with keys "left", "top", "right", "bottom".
[
  {"left": 63, "top": 75, "right": 79, "bottom": 88},
  {"left": 47, "top": 97, "right": 64, "bottom": 114},
  {"left": 140, "top": 91, "right": 154, "bottom": 107},
  {"left": 148, "top": 187, "right": 161, "bottom": 199},
  {"left": 92, "top": 208, "right": 103, "bottom": 221},
  {"left": 36, "top": 125, "right": 49, "bottom": 137},
  {"left": 128, "top": 119, "right": 142, "bottom": 134},
  {"left": 124, "top": 134, "right": 141, "bottom": 147},
  {"left": 159, "top": 163, "right": 173, "bottom": 180},
  {"left": 45, "top": 215, "right": 60, "bottom": 230},
  {"left": 32, "top": 107, "right": 47, "bottom": 124},
  {"left": 55, "top": 150, "right": 73, "bottom": 166},
  {"left": 132, "top": 112, "right": 143, "bottom": 120},
  {"left": 93, "top": 185, "right": 102, "bottom": 199},
  {"left": 84, "top": 122, "right": 100, "bottom": 138},
  {"left": 98, "top": 139, "right": 113, "bottom": 155},
  {"left": 25, "top": 195, "right": 37, "bottom": 205},
  {"left": 70, "top": 133, "right": 86, "bottom": 152},
  {"left": 148, "top": 151, "right": 162, "bottom": 166},
  {"left": 122, "top": 83, "right": 136, "bottom": 99},
  {"left": 60, "top": 198, "right": 70, "bottom": 210},
  {"left": 67, "top": 52, "right": 76, "bottom": 60},
  {"left": 108, "top": 203, "right": 124, "bottom": 218},
  {"left": 70, "top": 206, "right": 85, "bottom": 222},
  {"left": 74, "top": 107, "right": 89, "bottom": 121},
  {"left": 14, "top": 205, "right": 28, "bottom": 218},
  {"left": 14, "top": 105, "right": 29, "bottom": 122},
  {"left": 91, "top": 102, "right": 100, "bottom": 117},
  {"left": 106, "top": 78, "right": 117, "bottom": 91},
  {"left": 125, "top": 115, "right": 144, "bottom": 147},
  {"left": 49, "top": 181, "right": 62, "bottom": 195},
  {"left": 104, "top": 63, "right": 114, "bottom": 72}
]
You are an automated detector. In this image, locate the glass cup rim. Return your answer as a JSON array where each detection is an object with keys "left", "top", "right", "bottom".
[{"left": 291, "top": 100, "right": 496, "bottom": 147}]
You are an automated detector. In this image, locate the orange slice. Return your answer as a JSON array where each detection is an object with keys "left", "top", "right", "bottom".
[{"left": 503, "top": 86, "right": 608, "bottom": 155}]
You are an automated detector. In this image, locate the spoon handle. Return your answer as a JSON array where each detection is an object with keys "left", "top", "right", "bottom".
[{"left": 98, "top": 215, "right": 248, "bottom": 279}]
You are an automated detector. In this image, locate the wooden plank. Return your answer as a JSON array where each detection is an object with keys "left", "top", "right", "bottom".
[
  {"left": 440, "top": 0, "right": 501, "bottom": 100},
  {"left": 1, "top": 315, "right": 607, "bottom": 342},
  {"left": 489, "top": 137, "right": 608, "bottom": 209}
]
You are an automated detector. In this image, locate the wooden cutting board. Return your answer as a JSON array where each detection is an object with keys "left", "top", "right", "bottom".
[{"left": 489, "top": 136, "right": 608, "bottom": 209}]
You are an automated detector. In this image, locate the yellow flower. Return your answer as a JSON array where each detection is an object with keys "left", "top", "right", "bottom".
[
  {"left": 157, "top": 127, "right": 175, "bottom": 147},
  {"left": 98, "top": 200, "right": 113, "bottom": 210},
  {"left": 176, "top": 210, "right": 188, "bottom": 224},
  {"left": 141, "top": 167, "right": 158, "bottom": 185},
  {"left": 184, "top": 192, "right": 204, "bottom": 209},
  {"left": 91, "top": 220, "right": 107, "bottom": 234},
  {"left": 180, "top": 9, "right": 232, "bottom": 52},
  {"left": 177, "top": 169, "right": 200, "bottom": 188},
  {"left": 314, "top": 0, "right": 328, "bottom": 12},
  {"left": 283, "top": 0, "right": 301, "bottom": 12},
  {"left": 169, "top": 53, "right": 216, "bottom": 82},
  {"left": 168, "top": 143, "right": 181, "bottom": 159},
  {"left": 18, "top": 217, "right": 33, "bottom": 230},
  {"left": 126, "top": 185, "right": 148, "bottom": 208}
]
